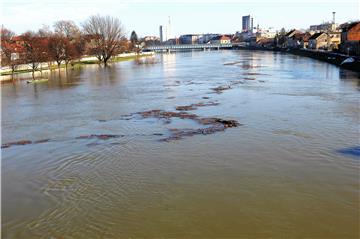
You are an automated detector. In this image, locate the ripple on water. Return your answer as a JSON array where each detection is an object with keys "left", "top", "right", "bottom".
[{"left": 24, "top": 136, "right": 158, "bottom": 238}]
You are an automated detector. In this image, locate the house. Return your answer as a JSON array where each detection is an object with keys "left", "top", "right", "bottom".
[
  {"left": 0, "top": 37, "right": 25, "bottom": 62},
  {"left": 308, "top": 32, "right": 328, "bottom": 49},
  {"left": 256, "top": 29, "right": 277, "bottom": 39},
  {"left": 300, "top": 33, "right": 311, "bottom": 48},
  {"left": 339, "top": 21, "right": 360, "bottom": 55},
  {"left": 287, "top": 32, "right": 311, "bottom": 49},
  {"left": 256, "top": 38, "right": 275, "bottom": 48},
  {"left": 327, "top": 32, "right": 341, "bottom": 50},
  {"left": 283, "top": 29, "right": 303, "bottom": 48}
]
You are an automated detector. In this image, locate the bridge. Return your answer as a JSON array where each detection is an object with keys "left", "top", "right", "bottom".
[{"left": 144, "top": 43, "right": 246, "bottom": 52}]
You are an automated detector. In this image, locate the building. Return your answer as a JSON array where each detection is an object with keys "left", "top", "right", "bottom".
[
  {"left": 179, "top": 34, "right": 200, "bottom": 44},
  {"left": 198, "top": 34, "right": 221, "bottom": 44},
  {"left": 283, "top": 29, "right": 303, "bottom": 48},
  {"left": 0, "top": 35, "right": 25, "bottom": 62},
  {"left": 308, "top": 32, "right": 328, "bottom": 49},
  {"left": 255, "top": 38, "right": 275, "bottom": 48},
  {"left": 256, "top": 29, "right": 277, "bottom": 39},
  {"left": 327, "top": 32, "right": 341, "bottom": 50},
  {"left": 209, "top": 35, "right": 231, "bottom": 44},
  {"left": 142, "top": 36, "right": 160, "bottom": 46},
  {"left": 242, "top": 15, "right": 253, "bottom": 32},
  {"left": 234, "top": 31, "right": 254, "bottom": 42},
  {"left": 339, "top": 21, "right": 360, "bottom": 55},
  {"left": 310, "top": 22, "right": 337, "bottom": 33},
  {"left": 159, "top": 25, "right": 163, "bottom": 42}
]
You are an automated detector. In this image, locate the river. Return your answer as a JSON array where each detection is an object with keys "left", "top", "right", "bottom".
[{"left": 2, "top": 50, "right": 359, "bottom": 238}]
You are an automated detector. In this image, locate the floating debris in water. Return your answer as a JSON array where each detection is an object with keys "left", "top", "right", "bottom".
[
  {"left": 161, "top": 118, "right": 240, "bottom": 142},
  {"left": 175, "top": 101, "right": 219, "bottom": 111},
  {"left": 2, "top": 102, "right": 239, "bottom": 148},
  {"left": 1, "top": 140, "right": 32, "bottom": 148},
  {"left": 223, "top": 61, "right": 243, "bottom": 66},
  {"left": 127, "top": 109, "right": 241, "bottom": 142},
  {"left": 211, "top": 85, "right": 231, "bottom": 94},
  {"left": 76, "top": 134, "right": 124, "bottom": 140},
  {"left": 243, "top": 72, "right": 270, "bottom": 76},
  {"left": 135, "top": 110, "right": 198, "bottom": 120},
  {"left": 2, "top": 134, "right": 124, "bottom": 149},
  {"left": 237, "top": 65, "right": 263, "bottom": 69}
]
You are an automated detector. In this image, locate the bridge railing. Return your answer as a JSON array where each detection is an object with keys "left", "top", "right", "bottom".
[
  {"left": 144, "top": 43, "right": 237, "bottom": 50},
  {"left": 144, "top": 43, "right": 246, "bottom": 51}
]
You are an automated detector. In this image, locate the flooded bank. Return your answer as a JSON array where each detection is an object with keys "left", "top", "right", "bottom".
[{"left": 2, "top": 50, "right": 359, "bottom": 238}]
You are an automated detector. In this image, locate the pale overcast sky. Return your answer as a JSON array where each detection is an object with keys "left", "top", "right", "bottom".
[{"left": 1, "top": 0, "right": 359, "bottom": 37}]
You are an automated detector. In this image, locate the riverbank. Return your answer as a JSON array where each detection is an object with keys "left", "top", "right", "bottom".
[
  {"left": 0, "top": 52, "right": 154, "bottom": 81},
  {"left": 236, "top": 46, "right": 360, "bottom": 73}
]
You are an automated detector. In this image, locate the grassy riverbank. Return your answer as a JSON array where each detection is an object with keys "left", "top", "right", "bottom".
[{"left": 0, "top": 53, "right": 153, "bottom": 77}]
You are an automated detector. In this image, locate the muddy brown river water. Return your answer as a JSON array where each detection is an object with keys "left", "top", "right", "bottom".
[{"left": 2, "top": 50, "right": 359, "bottom": 238}]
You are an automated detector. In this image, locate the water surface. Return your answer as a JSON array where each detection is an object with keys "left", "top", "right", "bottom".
[{"left": 2, "top": 50, "right": 359, "bottom": 238}]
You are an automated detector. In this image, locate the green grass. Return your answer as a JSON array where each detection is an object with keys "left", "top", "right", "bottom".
[{"left": 1, "top": 68, "right": 34, "bottom": 76}]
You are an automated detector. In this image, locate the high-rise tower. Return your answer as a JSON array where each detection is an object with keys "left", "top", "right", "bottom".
[
  {"left": 242, "top": 15, "right": 251, "bottom": 32},
  {"left": 159, "top": 25, "right": 163, "bottom": 42},
  {"left": 166, "top": 16, "right": 172, "bottom": 40}
]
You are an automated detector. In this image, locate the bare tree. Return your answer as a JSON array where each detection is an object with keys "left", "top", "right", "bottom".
[
  {"left": 54, "top": 20, "right": 80, "bottom": 40},
  {"left": 73, "top": 34, "right": 86, "bottom": 62},
  {"left": 48, "top": 34, "right": 67, "bottom": 69},
  {"left": 82, "top": 15, "right": 126, "bottom": 66},
  {"left": 38, "top": 25, "right": 52, "bottom": 37},
  {"left": 22, "top": 32, "right": 49, "bottom": 79},
  {"left": 62, "top": 39, "right": 77, "bottom": 69}
]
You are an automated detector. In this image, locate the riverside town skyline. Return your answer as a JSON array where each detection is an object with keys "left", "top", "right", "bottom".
[{"left": 2, "top": 0, "right": 359, "bottom": 35}]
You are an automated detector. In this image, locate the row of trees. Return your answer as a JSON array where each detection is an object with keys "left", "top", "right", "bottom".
[{"left": 1, "top": 15, "right": 131, "bottom": 79}]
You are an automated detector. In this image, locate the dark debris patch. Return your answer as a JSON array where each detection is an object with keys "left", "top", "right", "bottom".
[
  {"left": 197, "top": 118, "right": 240, "bottom": 127},
  {"left": 237, "top": 65, "right": 263, "bottom": 70},
  {"left": 1, "top": 138, "right": 52, "bottom": 149},
  {"left": 160, "top": 118, "right": 241, "bottom": 142},
  {"left": 243, "top": 72, "right": 270, "bottom": 76},
  {"left": 76, "top": 134, "right": 124, "bottom": 140},
  {"left": 135, "top": 110, "right": 199, "bottom": 120},
  {"left": 1, "top": 140, "right": 32, "bottom": 148},
  {"left": 175, "top": 101, "right": 219, "bottom": 111},
  {"left": 211, "top": 85, "right": 231, "bottom": 94},
  {"left": 223, "top": 61, "right": 246, "bottom": 66},
  {"left": 128, "top": 109, "right": 241, "bottom": 142}
]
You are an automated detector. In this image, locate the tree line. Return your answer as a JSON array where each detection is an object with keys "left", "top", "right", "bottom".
[{"left": 1, "top": 15, "right": 141, "bottom": 79}]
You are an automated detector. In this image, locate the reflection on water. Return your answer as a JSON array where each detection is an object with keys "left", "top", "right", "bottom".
[{"left": 2, "top": 50, "right": 359, "bottom": 238}]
